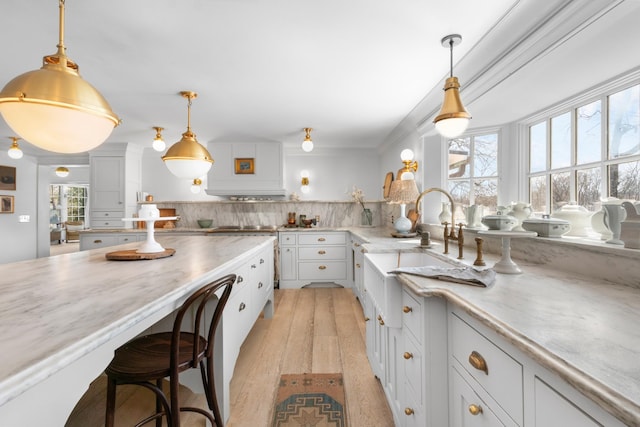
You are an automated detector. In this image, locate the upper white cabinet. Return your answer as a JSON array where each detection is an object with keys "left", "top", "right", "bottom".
[
  {"left": 89, "top": 143, "right": 142, "bottom": 229},
  {"left": 206, "top": 142, "right": 285, "bottom": 196}
]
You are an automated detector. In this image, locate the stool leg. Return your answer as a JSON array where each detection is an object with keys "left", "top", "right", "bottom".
[
  {"left": 105, "top": 376, "right": 116, "bottom": 427},
  {"left": 155, "top": 379, "right": 163, "bottom": 427}
]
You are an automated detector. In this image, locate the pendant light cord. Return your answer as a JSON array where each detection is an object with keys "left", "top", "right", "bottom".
[
  {"left": 58, "top": 0, "right": 66, "bottom": 50},
  {"left": 449, "top": 38, "right": 454, "bottom": 78}
]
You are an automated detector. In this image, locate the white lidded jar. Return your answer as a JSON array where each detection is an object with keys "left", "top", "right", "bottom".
[
  {"left": 550, "top": 202, "right": 593, "bottom": 237},
  {"left": 138, "top": 204, "right": 160, "bottom": 219}
]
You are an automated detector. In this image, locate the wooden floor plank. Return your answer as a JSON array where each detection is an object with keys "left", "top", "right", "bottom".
[{"left": 279, "top": 289, "right": 315, "bottom": 374}]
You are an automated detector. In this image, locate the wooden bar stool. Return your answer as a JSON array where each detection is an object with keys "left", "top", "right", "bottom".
[{"left": 104, "top": 274, "right": 236, "bottom": 427}]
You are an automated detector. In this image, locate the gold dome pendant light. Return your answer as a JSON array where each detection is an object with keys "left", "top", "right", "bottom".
[
  {"left": 55, "top": 166, "right": 70, "bottom": 177},
  {"left": 433, "top": 34, "right": 471, "bottom": 139},
  {"left": 162, "top": 91, "right": 214, "bottom": 179},
  {"left": 7, "top": 137, "right": 23, "bottom": 160},
  {"left": 0, "top": 0, "right": 120, "bottom": 154}
]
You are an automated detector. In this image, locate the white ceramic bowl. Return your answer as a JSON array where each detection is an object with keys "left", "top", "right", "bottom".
[
  {"left": 481, "top": 215, "right": 517, "bottom": 231},
  {"left": 522, "top": 218, "right": 571, "bottom": 237}
]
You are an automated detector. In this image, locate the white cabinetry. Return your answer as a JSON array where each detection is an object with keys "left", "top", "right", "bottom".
[
  {"left": 277, "top": 231, "right": 351, "bottom": 289},
  {"left": 206, "top": 142, "right": 285, "bottom": 196},
  {"left": 79, "top": 232, "right": 145, "bottom": 251},
  {"left": 89, "top": 143, "right": 142, "bottom": 229},
  {"left": 351, "top": 234, "right": 366, "bottom": 308},
  {"left": 448, "top": 309, "right": 625, "bottom": 427}
]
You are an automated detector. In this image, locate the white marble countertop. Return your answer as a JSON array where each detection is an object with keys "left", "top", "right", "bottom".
[
  {"left": 349, "top": 226, "right": 640, "bottom": 425},
  {"left": 0, "top": 235, "right": 276, "bottom": 408}
]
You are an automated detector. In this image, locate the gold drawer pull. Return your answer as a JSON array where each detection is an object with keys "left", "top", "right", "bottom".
[
  {"left": 260, "top": 258, "right": 265, "bottom": 264},
  {"left": 404, "top": 408, "right": 414, "bottom": 416},
  {"left": 403, "top": 305, "right": 412, "bottom": 313},
  {"left": 238, "top": 302, "right": 246, "bottom": 312},
  {"left": 403, "top": 352, "right": 413, "bottom": 360},
  {"left": 469, "top": 351, "right": 488, "bottom": 374},
  {"left": 318, "top": 237, "right": 326, "bottom": 241},
  {"left": 364, "top": 317, "right": 370, "bottom": 322},
  {"left": 377, "top": 315, "right": 384, "bottom": 326},
  {"left": 318, "top": 250, "right": 326, "bottom": 255},
  {"left": 318, "top": 265, "right": 327, "bottom": 270},
  {"left": 468, "top": 404, "right": 483, "bottom": 416},
  {"left": 356, "top": 263, "right": 361, "bottom": 268},
  {"left": 354, "top": 242, "right": 360, "bottom": 247},
  {"left": 237, "top": 276, "right": 244, "bottom": 283},
  {"left": 251, "top": 264, "right": 257, "bottom": 269},
  {"left": 257, "top": 281, "right": 263, "bottom": 289}
]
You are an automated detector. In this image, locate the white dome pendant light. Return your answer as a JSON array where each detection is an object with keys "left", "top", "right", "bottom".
[
  {"left": 152, "top": 126, "right": 166, "bottom": 152},
  {"left": 0, "top": 0, "right": 119, "bottom": 153},
  {"left": 162, "top": 91, "right": 214, "bottom": 180},
  {"left": 433, "top": 34, "right": 471, "bottom": 139}
]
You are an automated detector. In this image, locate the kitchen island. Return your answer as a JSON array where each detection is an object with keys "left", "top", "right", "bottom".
[{"left": 0, "top": 234, "right": 275, "bottom": 426}]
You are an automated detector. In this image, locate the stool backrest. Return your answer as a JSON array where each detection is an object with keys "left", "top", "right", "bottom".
[{"left": 170, "top": 274, "right": 236, "bottom": 368}]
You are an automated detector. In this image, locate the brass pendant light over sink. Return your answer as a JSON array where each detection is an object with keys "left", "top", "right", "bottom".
[
  {"left": 162, "top": 91, "right": 214, "bottom": 180},
  {"left": 0, "top": 0, "right": 119, "bottom": 154},
  {"left": 433, "top": 34, "right": 471, "bottom": 139}
]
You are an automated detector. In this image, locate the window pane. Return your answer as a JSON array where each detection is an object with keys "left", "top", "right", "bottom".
[
  {"left": 577, "top": 100, "right": 601, "bottom": 164},
  {"left": 609, "top": 85, "right": 640, "bottom": 159},
  {"left": 530, "top": 121, "right": 547, "bottom": 173},
  {"left": 448, "top": 180, "right": 470, "bottom": 223},
  {"left": 474, "top": 134, "right": 498, "bottom": 177},
  {"left": 551, "top": 171, "right": 571, "bottom": 212},
  {"left": 609, "top": 160, "right": 640, "bottom": 200},
  {"left": 448, "top": 138, "right": 470, "bottom": 179},
  {"left": 529, "top": 175, "right": 547, "bottom": 214},
  {"left": 551, "top": 112, "right": 571, "bottom": 169},
  {"left": 473, "top": 179, "right": 498, "bottom": 214},
  {"left": 577, "top": 167, "right": 601, "bottom": 210}
]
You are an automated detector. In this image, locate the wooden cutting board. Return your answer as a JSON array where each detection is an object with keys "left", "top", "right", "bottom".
[{"left": 105, "top": 248, "right": 175, "bottom": 260}]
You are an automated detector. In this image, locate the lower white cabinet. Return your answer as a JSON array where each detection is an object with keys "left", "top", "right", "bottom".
[
  {"left": 278, "top": 231, "right": 351, "bottom": 288},
  {"left": 448, "top": 308, "right": 626, "bottom": 427},
  {"left": 351, "top": 234, "right": 366, "bottom": 308},
  {"left": 79, "top": 232, "right": 144, "bottom": 250}
]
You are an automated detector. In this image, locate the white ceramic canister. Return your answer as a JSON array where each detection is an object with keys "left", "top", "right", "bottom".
[
  {"left": 550, "top": 202, "right": 593, "bottom": 237},
  {"left": 139, "top": 204, "right": 160, "bottom": 219}
]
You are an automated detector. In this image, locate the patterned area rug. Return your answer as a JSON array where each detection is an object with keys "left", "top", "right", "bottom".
[{"left": 272, "top": 373, "right": 347, "bottom": 427}]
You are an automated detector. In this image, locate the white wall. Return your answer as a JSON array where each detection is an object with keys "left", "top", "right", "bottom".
[{"left": 0, "top": 153, "right": 39, "bottom": 263}]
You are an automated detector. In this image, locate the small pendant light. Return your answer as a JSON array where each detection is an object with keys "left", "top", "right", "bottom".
[
  {"left": 152, "top": 126, "right": 166, "bottom": 152},
  {"left": 433, "top": 34, "right": 472, "bottom": 139},
  {"left": 7, "top": 137, "right": 23, "bottom": 160},
  {"left": 302, "top": 128, "right": 314, "bottom": 152}
]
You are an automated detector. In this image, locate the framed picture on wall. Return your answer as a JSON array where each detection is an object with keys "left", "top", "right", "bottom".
[
  {"left": 234, "top": 158, "right": 255, "bottom": 175},
  {"left": 0, "top": 165, "right": 16, "bottom": 191},
  {"left": 1, "top": 195, "right": 14, "bottom": 213}
]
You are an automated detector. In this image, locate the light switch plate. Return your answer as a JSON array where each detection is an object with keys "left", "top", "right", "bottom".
[{"left": 19, "top": 215, "right": 30, "bottom": 223}]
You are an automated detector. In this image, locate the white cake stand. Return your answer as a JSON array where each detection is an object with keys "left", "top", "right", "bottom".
[
  {"left": 478, "top": 230, "right": 537, "bottom": 274},
  {"left": 122, "top": 217, "right": 178, "bottom": 253}
]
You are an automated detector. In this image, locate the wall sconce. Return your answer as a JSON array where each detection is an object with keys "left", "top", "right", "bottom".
[
  {"left": 55, "top": 166, "right": 70, "bottom": 178},
  {"left": 7, "top": 137, "right": 23, "bottom": 160},
  {"left": 190, "top": 178, "right": 202, "bottom": 194},
  {"left": 152, "top": 126, "right": 166, "bottom": 152},
  {"left": 300, "top": 170, "right": 310, "bottom": 194},
  {"left": 398, "top": 149, "right": 418, "bottom": 180},
  {"left": 388, "top": 178, "right": 420, "bottom": 235},
  {"left": 433, "top": 34, "right": 471, "bottom": 139},
  {"left": 302, "top": 128, "right": 314, "bottom": 152},
  {"left": 162, "top": 91, "right": 214, "bottom": 180},
  {"left": 0, "top": 0, "right": 119, "bottom": 153}
]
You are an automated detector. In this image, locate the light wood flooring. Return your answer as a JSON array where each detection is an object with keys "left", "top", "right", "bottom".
[{"left": 66, "top": 287, "right": 394, "bottom": 426}]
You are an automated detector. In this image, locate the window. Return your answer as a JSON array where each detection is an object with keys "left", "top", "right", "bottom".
[
  {"left": 447, "top": 133, "right": 499, "bottom": 220},
  {"left": 66, "top": 186, "right": 88, "bottom": 223},
  {"left": 527, "top": 82, "right": 640, "bottom": 214}
]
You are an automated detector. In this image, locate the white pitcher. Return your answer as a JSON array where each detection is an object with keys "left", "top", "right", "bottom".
[
  {"left": 463, "top": 204, "right": 484, "bottom": 228},
  {"left": 602, "top": 201, "right": 626, "bottom": 245}
]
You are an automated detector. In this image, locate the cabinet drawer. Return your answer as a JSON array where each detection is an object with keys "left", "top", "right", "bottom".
[
  {"left": 82, "top": 235, "right": 118, "bottom": 250},
  {"left": 92, "top": 210, "right": 124, "bottom": 219},
  {"left": 298, "top": 261, "right": 347, "bottom": 280},
  {"left": 451, "top": 313, "right": 523, "bottom": 424},
  {"left": 450, "top": 365, "right": 509, "bottom": 427},
  {"left": 279, "top": 233, "right": 296, "bottom": 246},
  {"left": 298, "top": 233, "right": 346, "bottom": 245},
  {"left": 91, "top": 219, "right": 125, "bottom": 228},
  {"left": 402, "top": 333, "right": 423, "bottom": 403},
  {"left": 298, "top": 246, "right": 346, "bottom": 260},
  {"left": 534, "top": 377, "right": 601, "bottom": 427},
  {"left": 118, "top": 234, "right": 141, "bottom": 244},
  {"left": 402, "top": 289, "right": 423, "bottom": 342}
]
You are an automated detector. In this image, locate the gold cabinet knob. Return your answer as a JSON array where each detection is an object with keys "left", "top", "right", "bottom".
[
  {"left": 468, "top": 350, "right": 488, "bottom": 374},
  {"left": 318, "top": 265, "right": 327, "bottom": 270},
  {"left": 364, "top": 317, "right": 370, "bottom": 322},
  {"left": 377, "top": 315, "right": 384, "bottom": 326},
  {"left": 354, "top": 242, "right": 361, "bottom": 247},
  {"left": 403, "top": 305, "right": 412, "bottom": 313},
  {"left": 403, "top": 352, "right": 413, "bottom": 360},
  {"left": 468, "top": 404, "right": 483, "bottom": 416},
  {"left": 356, "top": 263, "right": 361, "bottom": 268},
  {"left": 318, "top": 237, "right": 326, "bottom": 241},
  {"left": 404, "top": 408, "right": 414, "bottom": 416}
]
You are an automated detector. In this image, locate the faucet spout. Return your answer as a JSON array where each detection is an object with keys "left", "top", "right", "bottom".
[{"left": 414, "top": 187, "right": 457, "bottom": 239}]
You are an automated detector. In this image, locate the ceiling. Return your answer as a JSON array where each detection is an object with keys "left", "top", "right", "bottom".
[{"left": 1, "top": 0, "right": 639, "bottom": 160}]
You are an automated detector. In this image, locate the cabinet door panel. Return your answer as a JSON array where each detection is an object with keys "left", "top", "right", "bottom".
[
  {"left": 451, "top": 366, "right": 508, "bottom": 427},
  {"left": 533, "top": 378, "right": 601, "bottom": 427}
]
